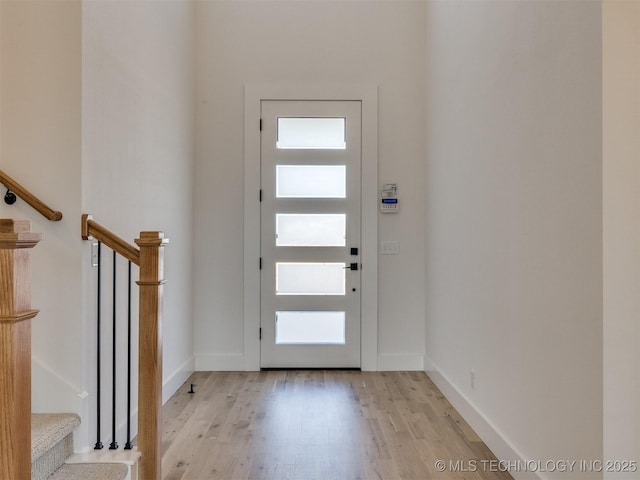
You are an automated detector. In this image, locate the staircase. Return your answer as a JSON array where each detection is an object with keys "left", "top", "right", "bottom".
[
  {"left": 0, "top": 172, "right": 166, "bottom": 480},
  {"left": 32, "top": 414, "right": 129, "bottom": 480}
]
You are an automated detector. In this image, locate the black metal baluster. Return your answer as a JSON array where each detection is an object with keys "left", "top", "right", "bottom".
[
  {"left": 124, "top": 261, "right": 133, "bottom": 450},
  {"left": 95, "top": 242, "right": 104, "bottom": 450},
  {"left": 110, "top": 250, "right": 119, "bottom": 450}
]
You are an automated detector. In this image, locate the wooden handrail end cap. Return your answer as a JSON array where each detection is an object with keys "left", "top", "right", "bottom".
[{"left": 81, "top": 214, "right": 94, "bottom": 240}]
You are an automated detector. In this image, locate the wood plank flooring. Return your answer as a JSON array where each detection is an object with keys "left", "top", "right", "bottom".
[{"left": 161, "top": 371, "right": 513, "bottom": 480}]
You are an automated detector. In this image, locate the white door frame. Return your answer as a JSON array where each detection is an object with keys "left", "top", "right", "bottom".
[{"left": 243, "top": 83, "right": 378, "bottom": 371}]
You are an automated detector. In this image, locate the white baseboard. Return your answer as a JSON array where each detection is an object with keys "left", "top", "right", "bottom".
[
  {"left": 424, "top": 356, "right": 540, "bottom": 480},
  {"left": 194, "top": 353, "right": 425, "bottom": 371},
  {"left": 377, "top": 353, "right": 424, "bottom": 371},
  {"left": 163, "top": 356, "right": 195, "bottom": 404},
  {"left": 195, "top": 353, "right": 245, "bottom": 371}
]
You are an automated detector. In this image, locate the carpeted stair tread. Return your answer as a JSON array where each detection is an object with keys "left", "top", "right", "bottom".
[
  {"left": 48, "top": 463, "right": 128, "bottom": 480},
  {"left": 31, "top": 414, "right": 81, "bottom": 462}
]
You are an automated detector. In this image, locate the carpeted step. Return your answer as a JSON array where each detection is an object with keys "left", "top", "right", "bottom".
[
  {"left": 32, "top": 414, "right": 81, "bottom": 480},
  {"left": 47, "top": 463, "right": 128, "bottom": 480}
]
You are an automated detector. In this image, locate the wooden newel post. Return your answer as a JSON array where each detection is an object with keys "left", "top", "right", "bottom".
[
  {"left": 135, "top": 231, "right": 168, "bottom": 480},
  {"left": 0, "top": 219, "right": 41, "bottom": 480}
]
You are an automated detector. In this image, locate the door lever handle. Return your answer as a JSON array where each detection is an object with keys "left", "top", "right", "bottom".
[{"left": 343, "top": 263, "right": 359, "bottom": 271}]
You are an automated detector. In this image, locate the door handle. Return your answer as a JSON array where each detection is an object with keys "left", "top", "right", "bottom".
[{"left": 343, "top": 263, "right": 359, "bottom": 271}]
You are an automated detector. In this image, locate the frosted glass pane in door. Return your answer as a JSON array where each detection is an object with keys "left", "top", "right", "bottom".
[
  {"left": 276, "top": 165, "right": 346, "bottom": 198},
  {"left": 275, "top": 311, "right": 346, "bottom": 344},
  {"left": 276, "top": 214, "right": 346, "bottom": 247},
  {"left": 277, "top": 118, "right": 346, "bottom": 149},
  {"left": 276, "top": 262, "right": 345, "bottom": 295}
]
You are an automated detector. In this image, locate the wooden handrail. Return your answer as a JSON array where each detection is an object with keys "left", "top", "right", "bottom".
[
  {"left": 81, "top": 214, "right": 140, "bottom": 265},
  {"left": 0, "top": 170, "right": 63, "bottom": 221}
]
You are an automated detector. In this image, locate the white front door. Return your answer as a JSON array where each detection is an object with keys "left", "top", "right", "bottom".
[{"left": 260, "top": 100, "right": 362, "bottom": 368}]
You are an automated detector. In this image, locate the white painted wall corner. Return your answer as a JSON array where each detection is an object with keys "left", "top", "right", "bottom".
[{"left": 377, "top": 353, "right": 424, "bottom": 371}]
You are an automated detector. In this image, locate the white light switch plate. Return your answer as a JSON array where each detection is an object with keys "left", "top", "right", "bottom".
[{"left": 381, "top": 241, "right": 399, "bottom": 255}]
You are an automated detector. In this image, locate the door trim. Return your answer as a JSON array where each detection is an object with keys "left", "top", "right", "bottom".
[{"left": 243, "top": 83, "right": 378, "bottom": 371}]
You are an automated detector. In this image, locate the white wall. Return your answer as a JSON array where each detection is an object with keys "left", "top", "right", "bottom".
[
  {"left": 0, "top": 0, "right": 86, "bottom": 419},
  {"left": 194, "top": 0, "right": 427, "bottom": 370},
  {"left": 82, "top": 0, "right": 196, "bottom": 446},
  {"left": 424, "top": 2, "right": 603, "bottom": 479},
  {"left": 603, "top": 1, "right": 640, "bottom": 476}
]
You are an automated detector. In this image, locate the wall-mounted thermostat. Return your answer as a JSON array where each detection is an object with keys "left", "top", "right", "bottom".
[{"left": 380, "top": 183, "right": 399, "bottom": 213}]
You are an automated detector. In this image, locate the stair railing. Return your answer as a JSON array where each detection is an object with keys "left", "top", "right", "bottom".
[
  {"left": 0, "top": 170, "right": 63, "bottom": 221},
  {"left": 0, "top": 219, "right": 41, "bottom": 479},
  {"left": 81, "top": 214, "right": 167, "bottom": 480}
]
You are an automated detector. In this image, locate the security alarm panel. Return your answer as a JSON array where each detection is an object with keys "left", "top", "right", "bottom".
[{"left": 380, "top": 183, "right": 399, "bottom": 213}]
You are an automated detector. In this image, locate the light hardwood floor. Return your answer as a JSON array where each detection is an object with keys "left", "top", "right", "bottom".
[{"left": 161, "top": 371, "right": 513, "bottom": 480}]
